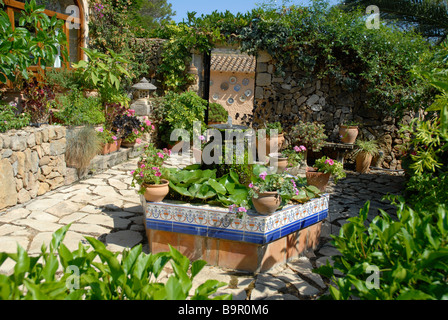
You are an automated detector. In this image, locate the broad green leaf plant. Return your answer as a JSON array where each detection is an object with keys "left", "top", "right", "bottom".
[
  {"left": 314, "top": 200, "right": 448, "bottom": 300},
  {"left": 0, "top": 224, "right": 231, "bottom": 300},
  {"left": 0, "top": 0, "right": 68, "bottom": 84},
  {"left": 72, "top": 47, "right": 131, "bottom": 104}
]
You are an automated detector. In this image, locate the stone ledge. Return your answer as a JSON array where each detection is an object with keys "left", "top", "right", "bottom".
[{"left": 64, "top": 145, "right": 145, "bottom": 186}]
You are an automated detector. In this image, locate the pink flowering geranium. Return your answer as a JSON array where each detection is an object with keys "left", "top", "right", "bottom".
[
  {"left": 131, "top": 143, "right": 171, "bottom": 194},
  {"left": 229, "top": 204, "right": 249, "bottom": 219},
  {"left": 313, "top": 156, "right": 346, "bottom": 183},
  {"left": 281, "top": 145, "right": 307, "bottom": 168},
  {"left": 96, "top": 127, "right": 118, "bottom": 145}
]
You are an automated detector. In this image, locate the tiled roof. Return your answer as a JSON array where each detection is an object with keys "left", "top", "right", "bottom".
[{"left": 211, "top": 54, "right": 256, "bottom": 73}]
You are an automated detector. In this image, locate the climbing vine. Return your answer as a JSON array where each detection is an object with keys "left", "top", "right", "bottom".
[{"left": 151, "top": 0, "right": 434, "bottom": 114}]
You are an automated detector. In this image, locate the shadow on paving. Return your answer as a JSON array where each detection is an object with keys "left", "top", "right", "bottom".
[
  {"left": 325, "top": 170, "right": 406, "bottom": 234},
  {"left": 95, "top": 201, "right": 148, "bottom": 253}
]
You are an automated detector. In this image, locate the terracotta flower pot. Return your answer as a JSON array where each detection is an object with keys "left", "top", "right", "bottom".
[
  {"left": 306, "top": 167, "right": 330, "bottom": 192},
  {"left": 257, "top": 133, "right": 285, "bottom": 161},
  {"left": 142, "top": 179, "right": 170, "bottom": 202},
  {"left": 269, "top": 153, "right": 288, "bottom": 173},
  {"left": 339, "top": 126, "right": 359, "bottom": 144},
  {"left": 121, "top": 140, "right": 136, "bottom": 148},
  {"left": 252, "top": 191, "right": 281, "bottom": 215},
  {"left": 356, "top": 152, "right": 373, "bottom": 174},
  {"left": 192, "top": 147, "right": 202, "bottom": 164},
  {"left": 101, "top": 139, "right": 122, "bottom": 155}
]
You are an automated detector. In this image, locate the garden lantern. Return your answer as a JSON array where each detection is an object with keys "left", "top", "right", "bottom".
[
  {"left": 132, "top": 77, "right": 157, "bottom": 99},
  {"left": 130, "top": 78, "right": 157, "bottom": 116}
]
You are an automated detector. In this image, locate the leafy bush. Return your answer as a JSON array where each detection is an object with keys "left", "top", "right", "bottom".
[
  {"left": 152, "top": 91, "right": 207, "bottom": 144},
  {"left": 0, "top": 0, "right": 67, "bottom": 84},
  {"left": 0, "top": 102, "right": 30, "bottom": 132},
  {"left": 287, "top": 120, "right": 327, "bottom": 152},
  {"left": 315, "top": 200, "right": 448, "bottom": 300},
  {"left": 22, "top": 78, "right": 55, "bottom": 123},
  {"left": 72, "top": 47, "right": 131, "bottom": 104},
  {"left": 45, "top": 68, "right": 83, "bottom": 91},
  {"left": 0, "top": 224, "right": 231, "bottom": 300},
  {"left": 54, "top": 89, "right": 105, "bottom": 126},
  {"left": 208, "top": 102, "right": 228, "bottom": 123}
]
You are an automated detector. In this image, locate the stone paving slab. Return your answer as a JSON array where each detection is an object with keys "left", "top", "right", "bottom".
[{"left": 0, "top": 152, "right": 405, "bottom": 300}]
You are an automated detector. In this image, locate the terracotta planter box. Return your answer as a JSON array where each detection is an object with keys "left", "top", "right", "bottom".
[
  {"left": 101, "top": 139, "right": 122, "bottom": 155},
  {"left": 143, "top": 194, "right": 329, "bottom": 273}
]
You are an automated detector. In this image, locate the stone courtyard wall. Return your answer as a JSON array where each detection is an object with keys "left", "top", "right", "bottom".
[
  {"left": 0, "top": 125, "right": 67, "bottom": 210},
  {"left": 251, "top": 51, "right": 413, "bottom": 170}
]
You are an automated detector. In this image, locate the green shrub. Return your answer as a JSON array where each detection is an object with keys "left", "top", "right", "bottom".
[
  {"left": 315, "top": 200, "right": 448, "bottom": 300},
  {"left": 0, "top": 102, "right": 30, "bottom": 132},
  {"left": 54, "top": 89, "right": 105, "bottom": 126},
  {"left": 208, "top": 103, "right": 228, "bottom": 123},
  {"left": 0, "top": 224, "right": 231, "bottom": 300},
  {"left": 152, "top": 91, "right": 207, "bottom": 144},
  {"left": 45, "top": 68, "right": 83, "bottom": 91},
  {"left": 288, "top": 120, "right": 327, "bottom": 152}
]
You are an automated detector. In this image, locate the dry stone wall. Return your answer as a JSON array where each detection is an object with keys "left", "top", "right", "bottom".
[
  {"left": 251, "top": 51, "right": 411, "bottom": 170},
  {"left": 0, "top": 125, "right": 67, "bottom": 210}
]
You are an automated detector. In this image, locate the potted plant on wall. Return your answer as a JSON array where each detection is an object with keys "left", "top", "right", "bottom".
[
  {"left": 96, "top": 126, "right": 121, "bottom": 155},
  {"left": 353, "top": 139, "right": 380, "bottom": 173},
  {"left": 131, "top": 144, "right": 171, "bottom": 202},
  {"left": 339, "top": 121, "right": 359, "bottom": 144},
  {"left": 114, "top": 110, "right": 154, "bottom": 148},
  {"left": 306, "top": 156, "right": 346, "bottom": 192},
  {"left": 287, "top": 121, "right": 328, "bottom": 165},
  {"left": 248, "top": 167, "right": 306, "bottom": 215}
]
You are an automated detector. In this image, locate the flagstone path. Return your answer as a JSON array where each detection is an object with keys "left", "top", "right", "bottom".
[{"left": 0, "top": 152, "right": 405, "bottom": 300}]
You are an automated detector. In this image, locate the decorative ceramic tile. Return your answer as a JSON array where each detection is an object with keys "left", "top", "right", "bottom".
[{"left": 144, "top": 194, "right": 330, "bottom": 245}]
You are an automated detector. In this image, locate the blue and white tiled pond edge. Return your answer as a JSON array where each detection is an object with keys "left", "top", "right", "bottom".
[{"left": 143, "top": 194, "right": 329, "bottom": 245}]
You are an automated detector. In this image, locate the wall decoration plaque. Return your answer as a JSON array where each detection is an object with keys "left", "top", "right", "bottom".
[
  {"left": 229, "top": 76, "right": 237, "bottom": 84},
  {"left": 234, "top": 84, "right": 241, "bottom": 92},
  {"left": 242, "top": 78, "right": 249, "bottom": 86},
  {"left": 220, "top": 82, "right": 229, "bottom": 91}
]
